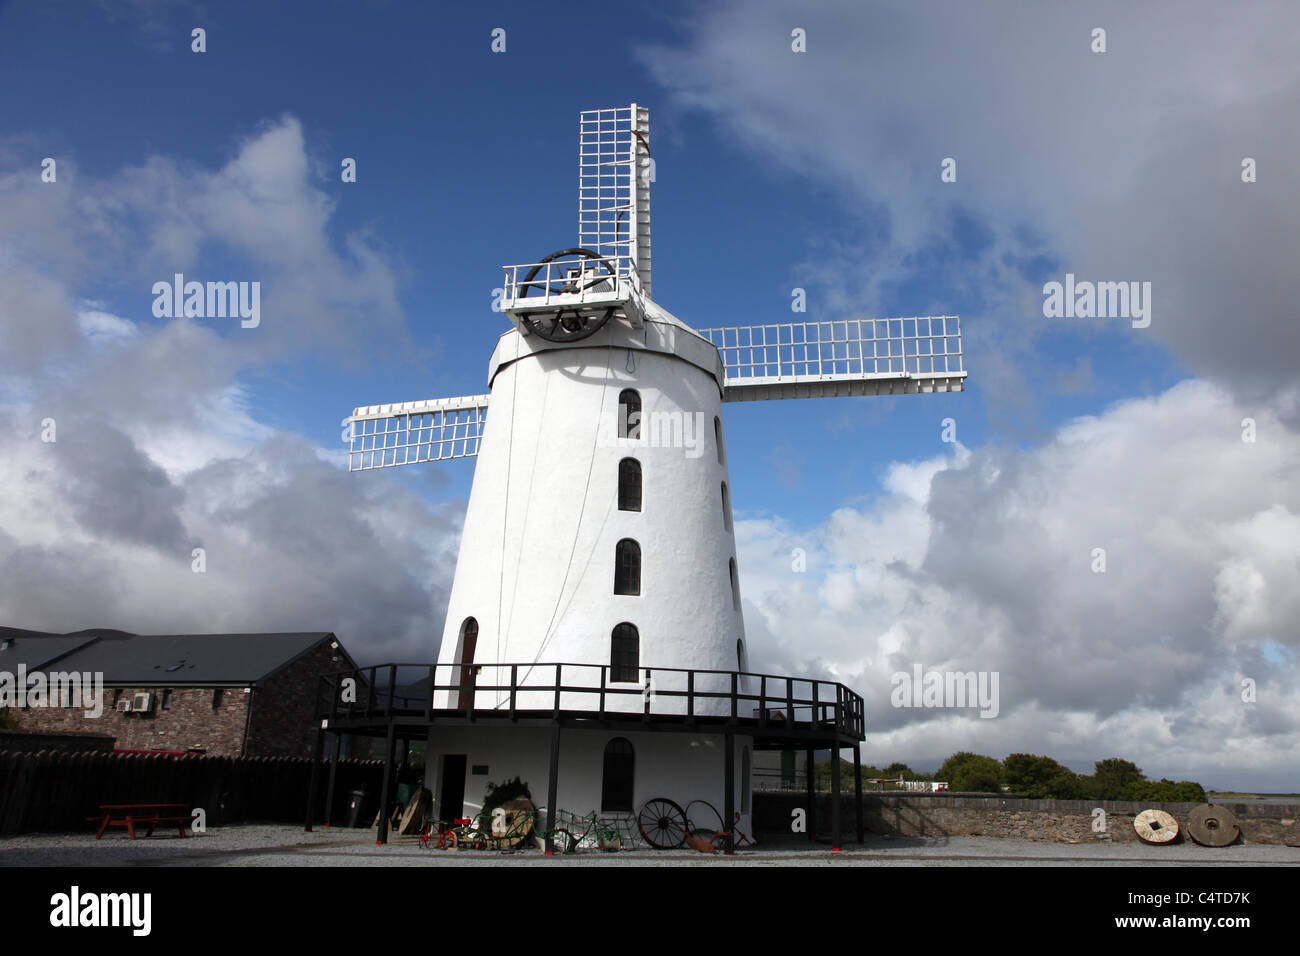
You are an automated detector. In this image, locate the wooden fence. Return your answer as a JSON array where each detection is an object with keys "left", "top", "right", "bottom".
[{"left": 0, "top": 750, "right": 386, "bottom": 835}]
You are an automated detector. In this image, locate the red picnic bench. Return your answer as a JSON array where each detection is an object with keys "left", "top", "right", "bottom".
[{"left": 89, "top": 803, "right": 191, "bottom": 840}]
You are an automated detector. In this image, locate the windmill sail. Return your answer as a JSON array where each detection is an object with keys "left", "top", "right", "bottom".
[
  {"left": 697, "top": 316, "right": 966, "bottom": 402},
  {"left": 347, "top": 394, "right": 490, "bottom": 471},
  {"left": 578, "top": 104, "right": 651, "bottom": 296}
]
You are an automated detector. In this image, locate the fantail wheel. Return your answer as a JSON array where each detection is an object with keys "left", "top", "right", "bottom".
[{"left": 515, "top": 248, "right": 618, "bottom": 343}]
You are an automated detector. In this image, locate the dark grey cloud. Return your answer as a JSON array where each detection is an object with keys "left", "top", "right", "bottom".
[
  {"left": 50, "top": 418, "right": 188, "bottom": 552},
  {"left": 638, "top": 0, "right": 1300, "bottom": 407},
  {"left": 0, "top": 119, "right": 460, "bottom": 667}
]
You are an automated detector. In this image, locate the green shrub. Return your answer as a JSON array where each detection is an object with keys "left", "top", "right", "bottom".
[
  {"left": 1003, "top": 753, "right": 1081, "bottom": 798},
  {"left": 482, "top": 776, "right": 532, "bottom": 822},
  {"left": 1123, "top": 778, "right": 1207, "bottom": 803},
  {"left": 937, "top": 752, "right": 1003, "bottom": 793},
  {"left": 1092, "top": 758, "right": 1144, "bottom": 799}
]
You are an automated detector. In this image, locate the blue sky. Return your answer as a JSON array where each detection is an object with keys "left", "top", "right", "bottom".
[
  {"left": 2, "top": 0, "right": 1187, "bottom": 520},
  {"left": 2, "top": 0, "right": 1297, "bottom": 789}
]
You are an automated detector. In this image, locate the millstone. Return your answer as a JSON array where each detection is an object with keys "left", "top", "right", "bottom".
[
  {"left": 1133, "top": 808, "right": 1179, "bottom": 844},
  {"left": 1186, "top": 803, "right": 1240, "bottom": 847}
]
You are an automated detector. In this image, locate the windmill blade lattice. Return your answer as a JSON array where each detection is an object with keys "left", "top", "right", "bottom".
[
  {"left": 696, "top": 316, "right": 966, "bottom": 402},
  {"left": 578, "top": 104, "right": 651, "bottom": 297},
  {"left": 347, "top": 395, "right": 490, "bottom": 471}
]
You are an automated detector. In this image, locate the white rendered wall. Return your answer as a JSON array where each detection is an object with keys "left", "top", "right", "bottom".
[
  {"left": 435, "top": 304, "right": 747, "bottom": 716},
  {"left": 424, "top": 726, "right": 754, "bottom": 838}
]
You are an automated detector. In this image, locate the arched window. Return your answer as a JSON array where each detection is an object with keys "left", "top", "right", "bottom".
[
  {"left": 614, "top": 539, "right": 641, "bottom": 595},
  {"left": 714, "top": 416, "right": 725, "bottom": 465},
  {"left": 610, "top": 622, "right": 639, "bottom": 683},
  {"left": 619, "top": 389, "right": 641, "bottom": 440},
  {"left": 618, "top": 458, "right": 642, "bottom": 512},
  {"left": 721, "top": 481, "right": 732, "bottom": 531},
  {"left": 601, "top": 737, "right": 635, "bottom": 811},
  {"left": 737, "top": 639, "right": 747, "bottom": 673},
  {"left": 728, "top": 558, "right": 740, "bottom": 611},
  {"left": 456, "top": 617, "right": 478, "bottom": 710}
]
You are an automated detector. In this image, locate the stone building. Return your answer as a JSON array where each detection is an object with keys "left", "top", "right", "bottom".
[{"left": 1, "top": 626, "right": 358, "bottom": 757}]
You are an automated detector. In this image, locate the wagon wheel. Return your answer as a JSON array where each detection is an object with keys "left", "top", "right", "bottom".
[
  {"left": 685, "top": 799, "right": 725, "bottom": 837},
  {"left": 638, "top": 798, "right": 688, "bottom": 849},
  {"left": 517, "top": 248, "right": 617, "bottom": 343},
  {"left": 439, "top": 829, "right": 458, "bottom": 851}
]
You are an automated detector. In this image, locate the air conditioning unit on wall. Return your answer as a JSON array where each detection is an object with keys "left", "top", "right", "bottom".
[
  {"left": 115, "top": 698, "right": 133, "bottom": 713},
  {"left": 132, "top": 692, "right": 153, "bottom": 713}
]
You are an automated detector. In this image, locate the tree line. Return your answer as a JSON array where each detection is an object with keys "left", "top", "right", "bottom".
[{"left": 815, "top": 753, "right": 1206, "bottom": 802}]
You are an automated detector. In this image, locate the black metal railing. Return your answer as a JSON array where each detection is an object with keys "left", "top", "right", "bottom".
[{"left": 314, "top": 661, "right": 865, "bottom": 740}]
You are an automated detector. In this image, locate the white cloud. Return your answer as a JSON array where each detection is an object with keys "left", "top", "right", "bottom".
[
  {"left": 77, "top": 308, "right": 138, "bottom": 343},
  {"left": 1, "top": 115, "right": 411, "bottom": 365},
  {"left": 737, "top": 379, "right": 1300, "bottom": 789},
  {"left": 0, "top": 118, "right": 458, "bottom": 665}
]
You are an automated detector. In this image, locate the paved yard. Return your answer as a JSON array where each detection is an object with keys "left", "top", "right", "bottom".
[{"left": 1, "top": 825, "right": 1296, "bottom": 866}]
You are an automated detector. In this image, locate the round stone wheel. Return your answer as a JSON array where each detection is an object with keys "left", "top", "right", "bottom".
[
  {"left": 1186, "top": 804, "right": 1241, "bottom": 847},
  {"left": 1133, "top": 808, "right": 1179, "bottom": 844}
]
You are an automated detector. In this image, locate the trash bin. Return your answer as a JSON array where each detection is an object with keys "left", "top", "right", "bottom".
[{"left": 347, "top": 788, "right": 368, "bottom": 828}]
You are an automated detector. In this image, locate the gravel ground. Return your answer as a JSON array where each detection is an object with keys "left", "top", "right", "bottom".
[{"left": 2, "top": 825, "right": 1297, "bottom": 866}]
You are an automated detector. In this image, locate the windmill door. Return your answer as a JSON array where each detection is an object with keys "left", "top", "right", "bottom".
[
  {"left": 439, "top": 754, "right": 467, "bottom": 821},
  {"left": 456, "top": 618, "right": 478, "bottom": 710}
]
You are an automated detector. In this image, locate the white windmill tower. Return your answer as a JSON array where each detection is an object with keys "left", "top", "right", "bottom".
[{"left": 336, "top": 105, "right": 965, "bottom": 851}]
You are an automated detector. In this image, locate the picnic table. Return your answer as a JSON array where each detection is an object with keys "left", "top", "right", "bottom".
[{"left": 90, "top": 803, "right": 191, "bottom": 840}]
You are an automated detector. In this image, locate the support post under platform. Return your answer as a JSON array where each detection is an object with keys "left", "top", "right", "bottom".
[{"left": 545, "top": 723, "right": 561, "bottom": 854}]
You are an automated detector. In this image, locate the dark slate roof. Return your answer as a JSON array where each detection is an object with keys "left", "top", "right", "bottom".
[
  {"left": 0, "top": 628, "right": 103, "bottom": 670},
  {"left": 63, "top": 628, "right": 136, "bottom": 640},
  {"left": 0, "top": 627, "right": 349, "bottom": 685},
  {"left": 65, "top": 632, "right": 338, "bottom": 685}
]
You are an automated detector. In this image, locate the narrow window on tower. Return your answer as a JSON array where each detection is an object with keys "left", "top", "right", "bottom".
[
  {"left": 610, "top": 623, "right": 639, "bottom": 683},
  {"left": 614, "top": 539, "right": 641, "bottom": 595},
  {"left": 714, "top": 416, "right": 725, "bottom": 465},
  {"left": 456, "top": 617, "right": 479, "bottom": 711},
  {"left": 619, "top": 389, "right": 642, "bottom": 440},
  {"left": 721, "top": 481, "right": 732, "bottom": 532},
  {"left": 619, "top": 458, "right": 642, "bottom": 512},
  {"left": 729, "top": 557, "right": 740, "bottom": 611}
]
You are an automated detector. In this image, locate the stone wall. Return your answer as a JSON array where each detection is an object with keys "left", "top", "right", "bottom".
[
  {"left": 246, "top": 640, "right": 346, "bottom": 757},
  {"left": 11, "top": 638, "right": 351, "bottom": 758},
  {"left": 16, "top": 686, "right": 250, "bottom": 755},
  {"left": 754, "top": 792, "right": 1300, "bottom": 845}
]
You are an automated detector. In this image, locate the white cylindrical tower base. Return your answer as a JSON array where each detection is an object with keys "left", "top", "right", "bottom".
[{"left": 436, "top": 309, "right": 747, "bottom": 717}]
